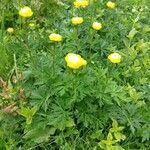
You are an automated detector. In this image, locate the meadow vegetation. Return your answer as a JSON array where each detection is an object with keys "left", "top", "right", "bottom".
[{"left": 0, "top": 0, "right": 150, "bottom": 149}]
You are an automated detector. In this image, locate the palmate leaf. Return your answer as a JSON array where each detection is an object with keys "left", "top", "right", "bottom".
[
  {"left": 103, "top": 80, "right": 130, "bottom": 105},
  {"left": 98, "top": 133, "right": 117, "bottom": 149},
  {"left": 77, "top": 112, "right": 102, "bottom": 128},
  {"left": 109, "top": 104, "right": 146, "bottom": 134},
  {"left": 137, "top": 124, "right": 150, "bottom": 142},
  {"left": 90, "top": 130, "right": 103, "bottom": 140},
  {"left": 110, "top": 119, "right": 124, "bottom": 133},
  {"left": 75, "top": 100, "right": 105, "bottom": 128},
  {"left": 18, "top": 106, "right": 37, "bottom": 125},
  {"left": 47, "top": 104, "right": 75, "bottom": 130},
  {"left": 127, "top": 84, "right": 143, "bottom": 102},
  {"left": 23, "top": 126, "right": 56, "bottom": 144},
  {"left": 114, "top": 132, "right": 126, "bottom": 142}
]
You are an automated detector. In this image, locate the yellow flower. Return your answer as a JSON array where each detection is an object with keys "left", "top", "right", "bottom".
[
  {"left": 106, "top": 1, "right": 116, "bottom": 9},
  {"left": 71, "top": 17, "right": 84, "bottom": 25},
  {"left": 19, "top": 6, "right": 33, "bottom": 17},
  {"left": 49, "top": 33, "right": 62, "bottom": 42},
  {"left": 65, "top": 53, "right": 87, "bottom": 69},
  {"left": 29, "top": 23, "right": 35, "bottom": 27},
  {"left": 6, "top": 27, "right": 14, "bottom": 33},
  {"left": 108, "top": 53, "right": 121, "bottom": 63},
  {"left": 74, "top": 0, "right": 89, "bottom": 8},
  {"left": 92, "top": 22, "right": 102, "bottom": 30}
]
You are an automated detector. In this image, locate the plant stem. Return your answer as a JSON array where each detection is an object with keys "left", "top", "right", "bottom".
[
  {"left": 89, "top": 29, "right": 95, "bottom": 56},
  {"left": 52, "top": 43, "right": 56, "bottom": 76},
  {"left": 13, "top": 54, "right": 18, "bottom": 79},
  {"left": 75, "top": 27, "right": 79, "bottom": 53}
]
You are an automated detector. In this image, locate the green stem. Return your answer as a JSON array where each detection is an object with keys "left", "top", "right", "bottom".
[
  {"left": 13, "top": 54, "right": 18, "bottom": 79},
  {"left": 129, "top": 11, "right": 141, "bottom": 47},
  {"left": 75, "top": 27, "right": 79, "bottom": 53},
  {"left": 89, "top": 29, "right": 95, "bottom": 56},
  {"left": 19, "top": 16, "right": 25, "bottom": 30},
  {"left": 52, "top": 43, "right": 56, "bottom": 76},
  {"left": 8, "top": 54, "right": 18, "bottom": 82}
]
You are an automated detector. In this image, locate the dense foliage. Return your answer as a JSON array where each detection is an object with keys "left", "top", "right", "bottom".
[{"left": 0, "top": 0, "right": 150, "bottom": 149}]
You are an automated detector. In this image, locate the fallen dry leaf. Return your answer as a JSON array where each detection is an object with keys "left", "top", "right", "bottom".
[{"left": 2, "top": 103, "right": 18, "bottom": 114}]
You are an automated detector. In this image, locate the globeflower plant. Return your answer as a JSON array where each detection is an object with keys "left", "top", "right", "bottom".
[
  {"left": 74, "top": 0, "right": 89, "bottom": 8},
  {"left": 71, "top": 17, "right": 84, "bottom": 25},
  {"left": 49, "top": 33, "right": 62, "bottom": 42},
  {"left": 19, "top": 6, "right": 33, "bottom": 17},
  {"left": 108, "top": 52, "right": 121, "bottom": 63},
  {"left": 65, "top": 53, "right": 87, "bottom": 69}
]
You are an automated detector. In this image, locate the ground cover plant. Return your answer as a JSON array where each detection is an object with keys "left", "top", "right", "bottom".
[{"left": 0, "top": 0, "right": 150, "bottom": 149}]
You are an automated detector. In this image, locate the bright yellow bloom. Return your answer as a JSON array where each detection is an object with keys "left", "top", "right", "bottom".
[
  {"left": 106, "top": 1, "right": 116, "bottom": 9},
  {"left": 92, "top": 22, "right": 102, "bottom": 30},
  {"left": 71, "top": 17, "right": 84, "bottom": 25},
  {"left": 74, "top": 0, "right": 89, "bottom": 8},
  {"left": 7, "top": 27, "right": 14, "bottom": 33},
  {"left": 49, "top": 33, "right": 62, "bottom": 42},
  {"left": 19, "top": 6, "right": 33, "bottom": 17},
  {"left": 65, "top": 53, "right": 87, "bottom": 69},
  {"left": 108, "top": 53, "right": 121, "bottom": 63},
  {"left": 29, "top": 23, "right": 35, "bottom": 27}
]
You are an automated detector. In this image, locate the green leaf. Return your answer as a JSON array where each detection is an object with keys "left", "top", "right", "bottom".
[
  {"left": 24, "top": 127, "right": 56, "bottom": 143},
  {"left": 110, "top": 119, "right": 124, "bottom": 133},
  {"left": 114, "top": 132, "right": 126, "bottom": 141},
  {"left": 18, "top": 106, "right": 37, "bottom": 125},
  {"left": 98, "top": 141, "right": 106, "bottom": 149},
  {"left": 128, "top": 87, "right": 142, "bottom": 102},
  {"left": 90, "top": 130, "right": 102, "bottom": 140},
  {"left": 107, "top": 132, "right": 113, "bottom": 141},
  {"left": 112, "top": 119, "right": 118, "bottom": 129},
  {"left": 47, "top": 104, "right": 74, "bottom": 130},
  {"left": 111, "top": 145, "right": 125, "bottom": 150},
  {"left": 127, "top": 28, "right": 138, "bottom": 40}
]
